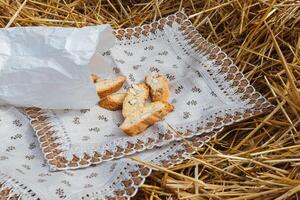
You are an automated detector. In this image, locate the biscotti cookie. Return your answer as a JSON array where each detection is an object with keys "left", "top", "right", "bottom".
[
  {"left": 145, "top": 71, "right": 170, "bottom": 102},
  {"left": 98, "top": 93, "right": 126, "bottom": 111},
  {"left": 120, "top": 101, "right": 174, "bottom": 136},
  {"left": 122, "top": 83, "right": 149, "bottom": 118},
  {"left": 91, "top": 74, "right": 99, "bottom": 83},
  {"left": 95, "top": 76, "right": 126, "bottom": 98}
]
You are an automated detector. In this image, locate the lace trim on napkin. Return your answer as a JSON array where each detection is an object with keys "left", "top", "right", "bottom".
[
  {"left": 0, "top": 172, "right": 40, "bottom": 200},
  {"left": 24, "top": 11, "right": 273, "bottom": 171},
  {"left": 85, "top": 132, "right": 215, "bottom": 200},
  {"left": 0, "top": 131, "right": 214, "bottom": 200}
]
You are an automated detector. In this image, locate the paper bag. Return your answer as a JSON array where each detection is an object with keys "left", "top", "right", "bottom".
[{"left": 0, "top": 25, "right": 115, "bottom": 109}]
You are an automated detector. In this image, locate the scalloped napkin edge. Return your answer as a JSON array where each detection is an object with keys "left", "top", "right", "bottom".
[
  {"left": 24, "top": 11, "right": 274, "bottom": 171},
  {"left": 0, "top": 105, "right": 217, "bottom": 200}
]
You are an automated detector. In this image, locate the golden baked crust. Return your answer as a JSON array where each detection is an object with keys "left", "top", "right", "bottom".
[
  {"left": 122, "top": 83, "right": 149, "bottom": 118},
  {"left": 120, "top": 101, "right": 174, "bottom": 136},
  {"left": 91, "top": 74, "right": 99, "bottom": 83},
  {"left": 145, "top": 72, "right": 170, "bottom": 102},
  {"left": 95, "top": 76, "right": 126, "bottom": 98},
  {"left": 98, "top": 93, "right": 126, "bottom": 111}
]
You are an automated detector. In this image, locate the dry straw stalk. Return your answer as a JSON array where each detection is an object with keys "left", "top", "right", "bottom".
[{"left": 0, "top": 0, "right": 299, "bottom": 199}]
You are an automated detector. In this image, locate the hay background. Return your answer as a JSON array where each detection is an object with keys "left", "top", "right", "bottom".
[{"left": 0, "top": 0, "right": 299, "bottom": 199}]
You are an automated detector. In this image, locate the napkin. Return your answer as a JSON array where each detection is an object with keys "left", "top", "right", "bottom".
[
  {"left": 0, "top": 106, "right": 214, "bottom": 200},
  {"left": 0, "top": 25, "right": 115, "bottom": 109},
  {"left": 24, "top": 12, "right": 273, "bottom": 171}
]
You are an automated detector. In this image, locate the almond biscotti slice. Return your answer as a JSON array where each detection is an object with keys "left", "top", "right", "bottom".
[
  {"left": 122, "top": 83, "right": 149, "bottom": 118},
  {"left": 91, "top": 74, "right": 99, "bottom": 83},
  {"left": 98, "top": 93, "right": 126, "bottom": 111},
  {"left": 95, "top": 76, "right": 126, "bottom": 98},
  {"left": 145, "top": 72, "right": 170, "bottom": 102},
  {"left": 120, "top": 101, "right": 174, "bottom": 136}
]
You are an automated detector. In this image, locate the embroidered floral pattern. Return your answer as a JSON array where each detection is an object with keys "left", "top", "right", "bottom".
[
  {"left": 24, "top": 11, "right": 273, "bottom": 172},
  {"left": 72, "top": 116, "right": 80, "bottom": 124},
  {"left": 12, "top": 119, "right": 22, "bottom": 127},
  {"left": 0, "top": 102, "right": 216, "bottom": 200}
]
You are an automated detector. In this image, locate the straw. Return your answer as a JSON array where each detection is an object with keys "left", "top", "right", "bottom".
[{"left": 0, "top": 1, "right": 299, "bottom": 199}]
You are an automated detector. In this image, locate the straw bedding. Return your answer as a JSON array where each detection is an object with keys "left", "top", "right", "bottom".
[{"left": 0, "top": 0, "right": 299, "bottom": 199}]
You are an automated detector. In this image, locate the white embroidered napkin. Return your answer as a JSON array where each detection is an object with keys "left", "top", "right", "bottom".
[
  {"left": 0, "top": 106, "right": 215, "bottom": 200},
  {"left": 24, "top": 11, "right": 273, "bottom": 171}
]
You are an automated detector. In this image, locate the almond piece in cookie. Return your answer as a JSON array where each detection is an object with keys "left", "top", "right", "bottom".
[
  {"left": 122, "top": 83, "right": 149, "bottom": 118},
  {"left": 145, "top": 71, "right": 170, "bottom": 102},
  {"left": 120, "top": 101, "right": 174, "bottom": 136},
  {"left": 95, "top": 76, "right": 126, "bottom": 98},
  {"left": 98, "top": 93, "right": 126, "bottom": 111}
]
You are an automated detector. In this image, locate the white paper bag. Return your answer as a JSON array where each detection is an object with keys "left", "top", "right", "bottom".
[{"left": 0, "top": 25, "right": 115, "bottom": 109}]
